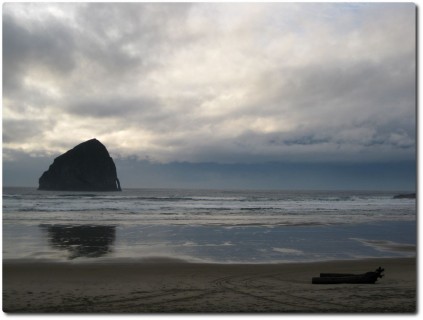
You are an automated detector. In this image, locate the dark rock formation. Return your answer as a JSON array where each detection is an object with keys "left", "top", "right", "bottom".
[
  {"left": 393, "top": 193, "right": 416, "bottom": 199},
  {"left": 38, "top": 139, "right": 122, "bottom": 191}
]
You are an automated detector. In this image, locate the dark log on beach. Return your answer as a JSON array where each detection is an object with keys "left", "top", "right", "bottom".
[
  {"left": 312, "top": 267, "right": 384, "bottom": 284},
  {"left": 319, "top": 273, "right": 356, "bottom": 277}
]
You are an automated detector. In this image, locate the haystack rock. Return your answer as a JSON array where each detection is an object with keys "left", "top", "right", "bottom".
[{"left": 38, "top": 139, "right": 122, "bottom": 191}]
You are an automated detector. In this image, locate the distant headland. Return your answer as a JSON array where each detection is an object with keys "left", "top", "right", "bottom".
[
  {"left": 393, "top": 193, "right": 416, "bottom": 199},
  {"left": 38, "top": 139, "right": 122, "bottom": 191}
]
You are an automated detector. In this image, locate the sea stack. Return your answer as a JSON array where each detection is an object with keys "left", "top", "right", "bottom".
[{"left": 38, "top": 139, "right": 122, "bottom": 191}]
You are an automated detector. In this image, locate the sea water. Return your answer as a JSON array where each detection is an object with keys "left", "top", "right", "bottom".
[{"left": 2, "top": 187, "right": 416, "bottom": 263}]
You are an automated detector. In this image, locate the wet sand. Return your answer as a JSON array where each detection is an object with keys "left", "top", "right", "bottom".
[{"left": 2, "top": 257, "right": 416, "bottom": 313}]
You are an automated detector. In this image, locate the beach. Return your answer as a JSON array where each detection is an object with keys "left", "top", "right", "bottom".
[
  {"left": 3, "top": 188, "right": 416, "bottom": 313},
  {"left": 3, "top": 257, "right": 416, "bottom": 313}
]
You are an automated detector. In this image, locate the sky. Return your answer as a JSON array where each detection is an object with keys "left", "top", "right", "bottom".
[{"left": 2, "top": 2, "right": 416, "bottom": 190}]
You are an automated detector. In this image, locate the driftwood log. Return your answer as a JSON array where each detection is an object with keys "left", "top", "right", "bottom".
[{"left": 312, "top": 267, "right": 384, "bottom": 284}]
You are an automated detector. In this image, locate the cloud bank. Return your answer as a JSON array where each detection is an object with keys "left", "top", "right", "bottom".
[{"left": 3, "top": 3, "right": 416, "bottom": 167}]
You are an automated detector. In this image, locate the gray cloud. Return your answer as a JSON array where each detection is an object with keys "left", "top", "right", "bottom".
[
  {"left": 2, "top": 2, "right": 416, "bottom": 165},
  {"left": 66, "top": 96, "right": 160, "bottom": 119},
  {"left": 3, "top": 13, "right": 76, "bottom": 92},
  {"left": 70, "top": 3, "right": 195, "bottom": 79},
  {"left": 3, "top": 118, "right": 53, "bottom": 144}
]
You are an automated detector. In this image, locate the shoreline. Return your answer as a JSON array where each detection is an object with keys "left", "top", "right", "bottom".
[
  {"left": 3, "top": 256, "right": 416, "bottom": 313},
  {"left": 1, "top": 254, "right": 417, "bottom": 265}
]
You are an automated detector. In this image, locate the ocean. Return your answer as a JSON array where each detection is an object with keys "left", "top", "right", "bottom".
[{"left": 2, "top": 187, "right": 416, "bottom": 263}]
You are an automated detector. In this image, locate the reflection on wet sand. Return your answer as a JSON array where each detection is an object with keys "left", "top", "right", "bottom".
[{"left": 40, "top": 225, "right": 116, "bottom": 259}]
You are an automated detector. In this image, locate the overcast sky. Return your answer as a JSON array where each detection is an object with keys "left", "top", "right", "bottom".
[{"left": 2, "top": 2, "right": 416, "bottom": 190}]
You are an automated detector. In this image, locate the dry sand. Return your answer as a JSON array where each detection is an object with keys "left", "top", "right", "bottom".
[{"left": 2, "top": 257, "right": 416, "bottom": 313}]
